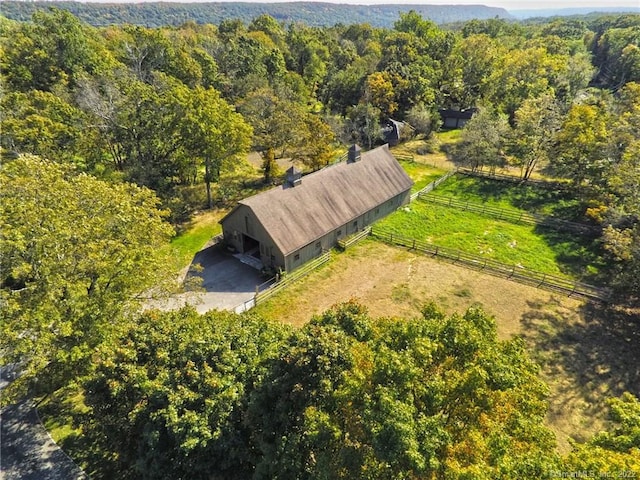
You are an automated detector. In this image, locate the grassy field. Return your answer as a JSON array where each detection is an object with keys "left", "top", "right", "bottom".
[
  {"left": 379, "top": 170, "right": 609, "bottom": 284},
  {"left": 168, "top": 209, "right": 226, "bottom": 270},
  {"left": 391, "top": 132, "right": 460, "bottom": 169},
  {"left": 435, "top": 174, "right": 584, "bottom": 219},
  {"left": 251, "top": 239, "right": 639, "bottom": 454},
  {"left": 397, "top": 159, "right": 448, "bottom": 192},
  {"left": 378, "top": 200, "right": 592, "bottom": 279},
  {"left": 253, "top": 238, "right": 569, "bottom": 332}
]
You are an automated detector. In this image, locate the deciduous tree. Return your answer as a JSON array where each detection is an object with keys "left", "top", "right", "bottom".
[
  {"left": 563, "top": 393, "right": 640, "bottom": 474},
  {"left": 453, "top": 106, "right": 510, "bottom": 172},
  {"left": 0, "top": 90, "right": 86, "bottom": 163},
  {"left": 508, "top": 93, "right": 561, "bottom": 180},
  {"left": 0, "top": 8, "right": 115, "bottom": 92},
  {"left": 177, "top": 85, "right": 252, "bottom": 208},
  {"left": 0, "top": 156, "right": 174, "bottom": 399},
  {"left": 85, "top": 307, "right": 291, "bottom": 480},
  {"left": 552, "top": 102, "right": 610, "bottom": 193}
]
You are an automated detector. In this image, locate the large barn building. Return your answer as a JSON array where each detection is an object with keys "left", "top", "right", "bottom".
[{"left": 220, "top": 144, "right": 413, "bottom": 272}]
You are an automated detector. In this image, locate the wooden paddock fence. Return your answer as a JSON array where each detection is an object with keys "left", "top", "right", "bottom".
[
  {"left": 234, "top": 250, "right": 332, "bottom": 313},
  {"left": 411, "top": 170, "right": 457, "bottom": 201},
  {"left": 457, "top": 168, "right": 571, "bottom": 190},
  {"left": 338, "top": 227, "right": 372, "bottom": 250},
  {"left": 416, "top": 193, "right": 599, "bottom": 235},
  {"left": 370, "top": 227, "right": 610, "bottom": 302}
]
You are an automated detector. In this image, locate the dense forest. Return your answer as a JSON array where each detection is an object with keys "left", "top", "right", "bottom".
[
  {"left": 1, "top": 1, "right": 513, "bottom": 28},
  {"left": 1, "top": 7, "right": 640, "bottom": 478}
]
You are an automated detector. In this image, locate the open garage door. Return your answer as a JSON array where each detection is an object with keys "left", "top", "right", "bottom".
[{"left": 242, "top": 234, "right": 260, "bottom": 258}]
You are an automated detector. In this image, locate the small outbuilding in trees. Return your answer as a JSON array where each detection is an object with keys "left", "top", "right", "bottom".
[
  {"left": 439, "top": 108, "right": 476, "bottom": 129},
  {"left": 220, "top": 144, "right": 413, "bottom": 272}
]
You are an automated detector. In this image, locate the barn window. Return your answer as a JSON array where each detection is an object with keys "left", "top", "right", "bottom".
[
  {"left": 244, "top": 216, "right": 250, "bottom": 233},
  {"left": 294, "top": 254, "right": 300, "bottom": 261},
  {"left": 315, "top": 241, "right": 321, "bottom": 249},
  {"left": 353, "top": 221, "right": 358, "bottom": 228},
  {"left": 375, "top": 208, "right": 380, "bottom": 214}
]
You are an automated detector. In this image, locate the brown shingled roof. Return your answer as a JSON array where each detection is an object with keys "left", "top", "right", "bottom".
[{"left": 224, "top": 144, "right": 413, "bottom": 255}]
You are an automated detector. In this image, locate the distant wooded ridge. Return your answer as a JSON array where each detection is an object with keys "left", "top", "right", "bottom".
[
  {"left": 510, "top": 6, "right": 640, "bottom": 20},
  {"left": 0, "top": 1, "right": 513, "bottom": 27}
]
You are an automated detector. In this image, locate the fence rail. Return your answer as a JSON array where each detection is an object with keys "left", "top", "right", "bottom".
[
  {"left": 410, "top": 170, "right": 456, "bottom": 201},
  {"left": 233, "top": 251, "right": 332, "bottom": 312},
  {"left": 370, "top": 227, "right": 610, "bottom": 302},
  {"left": 338, "top": 227, "right": 372, "bottom": 250},
  {"left": 416, "top": 193, "right": 599, "bottom": 235},
  {"left": 255, "top": 250, "right": 331, "bottom": 304}
]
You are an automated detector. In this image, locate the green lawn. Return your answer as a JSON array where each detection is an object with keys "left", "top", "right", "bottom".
[
  {"left": 169, "top": 210, "right": 225, "bottom": 270},
  {"left": 376, "top": 200, "right": 607, "bottom": 283},
  {"left": 38, "top": 385, "right": 118, "bottom": 478},
  {"left": 434, "top": 175, "right": 584, "bottom": 220},
  {"left": 397, "top": 159, "right": 448, "bottom": 192}
]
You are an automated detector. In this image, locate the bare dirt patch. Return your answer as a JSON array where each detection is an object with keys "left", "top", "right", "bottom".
[
  {"left": 257, "top": 240, "right": 579, "bottom": 337},
  {"left": 255, "top": 239, "right": 640, "bottom": 454}
]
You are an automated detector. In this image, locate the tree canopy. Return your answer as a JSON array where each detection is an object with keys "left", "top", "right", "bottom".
[
  {"left": 1, "top": 11, "right": 640, "bottom": 475},
  {"left": 81, "top": 301, "right": 570, "bottom": 479},
  {"left": 76, "top": 302, "right": 640, "bottom": 478},
  {"left": 0, "top": 156, "right": 175, "bottom": 398}
]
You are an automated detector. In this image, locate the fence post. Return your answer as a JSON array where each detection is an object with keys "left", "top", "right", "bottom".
[
  {"left": 569, "top": 283, "right": 577, "bottom": 298},
  {"left": 412, "top": 239, "right": 416, "bottom": 250},
  {"left": 538, "top": 274, "right": 546, "bottom": 287}
]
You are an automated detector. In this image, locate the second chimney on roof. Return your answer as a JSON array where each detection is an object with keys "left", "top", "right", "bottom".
[
  {"left": 286, "top": 166, "right": 302, "bottom": 187},
  {"left": 347, "top": 144, "right": 362, "bottom": 163}
]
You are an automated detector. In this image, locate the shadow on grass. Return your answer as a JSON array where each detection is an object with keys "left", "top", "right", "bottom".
[
  {"left": 519, "top": 299, "right": 640, "bottom": 442},
  {"left": 533, "top": 225, "right": 610, "bottom": 285},
  {"left": 39, "top": 393, "right": 120, "bottom": 479},
  {"left": 58, "top": 428, "right": 120, "bottom": 480},
  {"left": 440, "top": 176, "right": 586, "bottom": 220},
  {"left": 434, "top": 174, "right": 608, "bottom": 284}
]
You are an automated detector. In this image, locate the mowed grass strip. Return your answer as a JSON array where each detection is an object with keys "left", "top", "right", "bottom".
[{"left": 377, "top": 201, "right": 574, "bottom": 278}]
